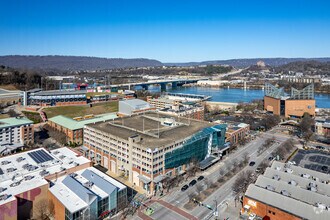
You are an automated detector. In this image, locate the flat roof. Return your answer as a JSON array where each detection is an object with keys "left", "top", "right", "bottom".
[
  {"left": 86, "top": 112, "right": 214, "bottom": 149},
  {"left": 31, "top": 89, "right": 86, "bottom": 96},
  {"left": 245, "top": 161, "right": 330, "bottom": 220},
  {"left": 48, "top": 113, "right": 118, "bottom": 130},
  {"left": 0, "top": 117, "right": 33, "bottom": 129},
  {"left": 49, "top": 167, "right": 126, "bottom": 213},
  {"left": 0, "top": 147, "right": 90, "bottom": 206}
]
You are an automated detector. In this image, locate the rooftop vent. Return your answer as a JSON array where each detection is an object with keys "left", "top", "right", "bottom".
[
  {"left": 24, "top": 175, "right": 34, "bottom": 181},
  {"left": 309, "top": 182, "right": 317, "bottom": 188},
  {"left": 315, "top": 203, "right": 328, "bottom": 210},
  {"left": 0, "top": 194, "right": 10, "bottom": 201},
  {"left": 59, "top": 155, "right": 66, "bottom": 159},
  {"left": 275, "top": 166, "right": 281, "bottom": 171},
  {"left": 0, "top": 187, "right": 7, "bottom": 193},
  {"left": 289, "top": 180, "right": 297, "bottom": 186},
  {"left": 10, "top": 181, "right": 22, "bottom": 187},
  {"left": 74, "top": 162, "right": 80, "bottom": 166},
  {"left": 6, "top": 167, "right": 17, "bottom": 173},
  {"left": 16, "top": 157, "right": 25, "bottom": 162},
  {"left": 285, "top": 168, "right": 293, "bottom": 173},
  {"left": 53, "top": 151, "right": 60, "bottom": 155},
  {"left": 281, "top": 190, "right": 291, "bottom": 197},
  {"left": 266, "top": 185, "right": 275, "bottom": 191},
  {"left": 301, "top": 174, "right": 311, "bottom": 179},
  {"left": 70, "top": 173, "right": 78, "bottom": 178},
  {"left": 39, "top": 170, "right": 49, "bottom": 176},
  {"left": 83, "top": 181, "right": 94, "bottom": 188},
  {"left": 1, "top": 161, "right": 11, "bottom": 165},
  {"left": 272, "top": 175, "right": 281, "bottom": 181},
  {"left": 60, "top": 167, "right": 66, "bottom": 171},
  {"left": 308, "top": 186, "right": 318, "bottom": 192}
]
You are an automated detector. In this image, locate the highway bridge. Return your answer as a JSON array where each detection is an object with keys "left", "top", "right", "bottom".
[{"left": 95, "top": 78, "right": 208, "bottom": 92}]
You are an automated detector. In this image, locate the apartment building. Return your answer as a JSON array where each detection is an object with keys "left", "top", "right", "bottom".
[
  {"left": 49, "top": 167, "right": 127, "bottom": 220},
  {"left": 84, "top": 112, "right": 226, "bottom": 194},
  {"left": 242, "top": 161, "right": 330, "bottom": 220},
  {"left": 0, "top": 147, "right": 126, "bottom": 220},
  {"left": 225, "top": 122, "right": 250, "bottom": 145},
  {"left": 0, "top": 117, "right": 34, "bottom": 145},
  {"left": 48, "top": 113, "right": 118, "bottom": 145},
  {"left": 158, "top": 101, "right": 205, "bottom": 120}
]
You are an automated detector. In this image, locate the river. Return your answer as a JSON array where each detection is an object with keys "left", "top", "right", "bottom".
[{"left": 145, "top": 86, "right": 330, "bottom": 108}]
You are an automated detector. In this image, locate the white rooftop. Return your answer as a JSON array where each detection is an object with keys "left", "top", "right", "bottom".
[
  {"left": 49, "top": 167, "right": 126, "bottom": 213},
  {"left": 0, "top": 147, "right": 90, "bottom": 206}
]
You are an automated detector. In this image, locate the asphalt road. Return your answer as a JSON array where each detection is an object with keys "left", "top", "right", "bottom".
[{"left": 161, "top": 130, "right": 289, "bottom": 219}]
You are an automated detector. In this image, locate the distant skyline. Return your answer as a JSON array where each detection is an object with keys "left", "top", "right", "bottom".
[{"left": 1, "top": 0, "right": 330, "bottom": 62}]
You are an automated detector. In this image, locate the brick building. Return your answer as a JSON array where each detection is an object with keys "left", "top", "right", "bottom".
[
  {"left": 242, "top": 161, "right": 330, "bottom": 220},
  {"left": 264, "top": 83, "right": 315, "bottom": 118},
  {"left": 48, "top": 113, "right": 117, "bottom": 145}
]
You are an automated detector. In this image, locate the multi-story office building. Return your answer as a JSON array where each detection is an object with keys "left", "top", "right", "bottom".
[
  {"left": 264, "top": 83, "right": 315, "bottom": 118},
  {"left": 0, "top": 117, "right": 34, "bottom": 145},
  {"left": 242, "top": 161, "right": 330, "bottom": 220},
  {"left": 84, "top": 112, "right": 226, "bottom": 194}
]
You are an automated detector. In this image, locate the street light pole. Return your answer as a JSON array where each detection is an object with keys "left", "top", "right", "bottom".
[{"left": 214, "top": 199, "right": 218, "bottom": 219}]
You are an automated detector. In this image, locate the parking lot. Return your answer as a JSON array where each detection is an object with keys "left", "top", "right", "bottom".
[{"left": 291, "top": 149, "right": 330, "bottom": 174}]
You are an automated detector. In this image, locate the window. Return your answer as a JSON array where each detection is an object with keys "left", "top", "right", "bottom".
[{"left": 98, "top": 197, "right": 109, "bottom": 217}]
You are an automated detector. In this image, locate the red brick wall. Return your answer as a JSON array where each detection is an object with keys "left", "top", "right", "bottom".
[{"left": 242, "top": 196, "right": 301, "bottom": 220}]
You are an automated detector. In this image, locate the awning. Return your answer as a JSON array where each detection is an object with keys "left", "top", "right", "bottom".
[
  {"left": 138, "top": 175, "right": 151, "bottom": 184},
  {"left": 198, "top": 156, "right": 220, "bottom": 170},
  {"left": 81, "top": 146, "right": 89, "bottom": 151},
  {"left": 153, "top": 175, "right": 165, "bottom": 183}
]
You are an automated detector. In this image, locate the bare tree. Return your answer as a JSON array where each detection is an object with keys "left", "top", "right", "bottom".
[
  {"left": 33, "top": 199, "right": 54, "bottom": 220},
  {"left": 196, "top": 183, "right": 204, "bottom": 192}
]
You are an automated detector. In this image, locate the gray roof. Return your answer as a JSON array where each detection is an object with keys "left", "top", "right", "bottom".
[
  {"left": 62, "top": 175, "right": 97, "bottom": 204},
  {"left": 255, "top": 175, "right": 330, "bottom": 206},
  {"left": 81, "top": 169, "right": 117, "bottom": 196},
  {"left": 264, "top": 167, "right": 330, "bottom": 197},
  {"left": 245, "top": 184, "right": 330, "bottom": 220}
]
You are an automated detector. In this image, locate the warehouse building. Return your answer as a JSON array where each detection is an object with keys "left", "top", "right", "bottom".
[
  {"left": 118, "top": 99, "right": 156, "bottom": 117},
  {"left": 242, "top": 161, "right": 330, "bottom": 220},
  {"left": 84, "top": 112, "right": 226, "bottom": 194}
]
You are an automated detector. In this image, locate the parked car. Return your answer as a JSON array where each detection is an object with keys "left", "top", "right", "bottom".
[
  {"left": 181, "top": 185, "right": 189, "bottom": 191},
  {"left": 197, "top": 176, "right": 204, "bottom": 181},
  {"left": 189, "top": 179, "right": 197, "bottom": 186},
  {"left": 316, "top": 145, "right": 325, "bottom": 150},
  {"left": 249, "top": 161, "right": 256, "bottom": 166}
]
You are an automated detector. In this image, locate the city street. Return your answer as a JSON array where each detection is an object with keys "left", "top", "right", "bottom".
[{"left": 160, "top": 130, "right": 289, "bottom": 219}]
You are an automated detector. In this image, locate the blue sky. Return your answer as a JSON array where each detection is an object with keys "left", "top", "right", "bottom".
[{"left": 0, "top": 0, "right": 330, "bottom": 62}]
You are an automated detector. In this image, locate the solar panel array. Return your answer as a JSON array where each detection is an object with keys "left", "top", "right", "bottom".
[{"left": 28, "top": 150, "right": 54, "bottom": 164}]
